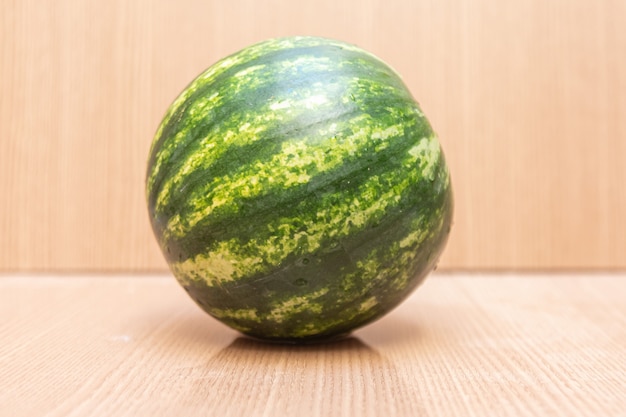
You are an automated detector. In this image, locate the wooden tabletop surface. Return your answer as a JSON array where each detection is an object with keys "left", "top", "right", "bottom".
[{"left": 1, "top": 273, "right": 624, "bottom": 417}]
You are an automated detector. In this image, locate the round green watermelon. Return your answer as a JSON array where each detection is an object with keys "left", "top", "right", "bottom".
[{"left": 146, "top": 36, "right": 453, "bottom": 343}]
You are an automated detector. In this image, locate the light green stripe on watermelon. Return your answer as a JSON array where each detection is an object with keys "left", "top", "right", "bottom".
[
  {"left": 201, "top": 288, "right": 329, "bottom": 330},
  {"left": 209, "top": 306, "right": 261, "bottom": 324},
  {"left": 266, "top": 287, "right": 329, "bottom": 323}
]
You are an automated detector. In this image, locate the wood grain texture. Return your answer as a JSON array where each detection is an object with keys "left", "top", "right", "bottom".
[
  {"left": 1, "top": 273, "right": 624, "bottom": 416},
  {"left": 1, "top": 0, "right": 626, "bottom": 271}
]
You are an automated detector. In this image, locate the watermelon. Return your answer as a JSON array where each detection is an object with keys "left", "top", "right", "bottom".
[{"left": 146, "top": 36, "right": 453, "bottom": 343}]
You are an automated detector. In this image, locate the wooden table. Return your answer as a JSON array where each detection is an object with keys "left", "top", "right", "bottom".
[{"left": 1, "top": 273, "right": 624, "bottom": 416}]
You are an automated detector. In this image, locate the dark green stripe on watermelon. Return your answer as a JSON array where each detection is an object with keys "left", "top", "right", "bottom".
[{"left": 146, "top": 36, "right": 453, "bottom": 341}]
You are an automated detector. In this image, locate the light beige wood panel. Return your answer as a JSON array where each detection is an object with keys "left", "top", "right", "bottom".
[
  {"left": 1, "top": 0, "right": 625, "bottom": 271},
  {"left": 0, "top": 0, "right": 164, "bottom": 270},
  {"left": 1, "top": 273, "right": 625, "bottom": 416}
]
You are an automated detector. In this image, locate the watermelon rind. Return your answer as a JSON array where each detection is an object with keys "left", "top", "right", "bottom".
[{"left": 147, "top": 36, "right": 453, "bottom": 342}]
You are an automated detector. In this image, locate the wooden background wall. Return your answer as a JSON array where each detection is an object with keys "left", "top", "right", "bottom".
[{"left": 1, "top": 0, "right": 625, "bottom": 272}]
